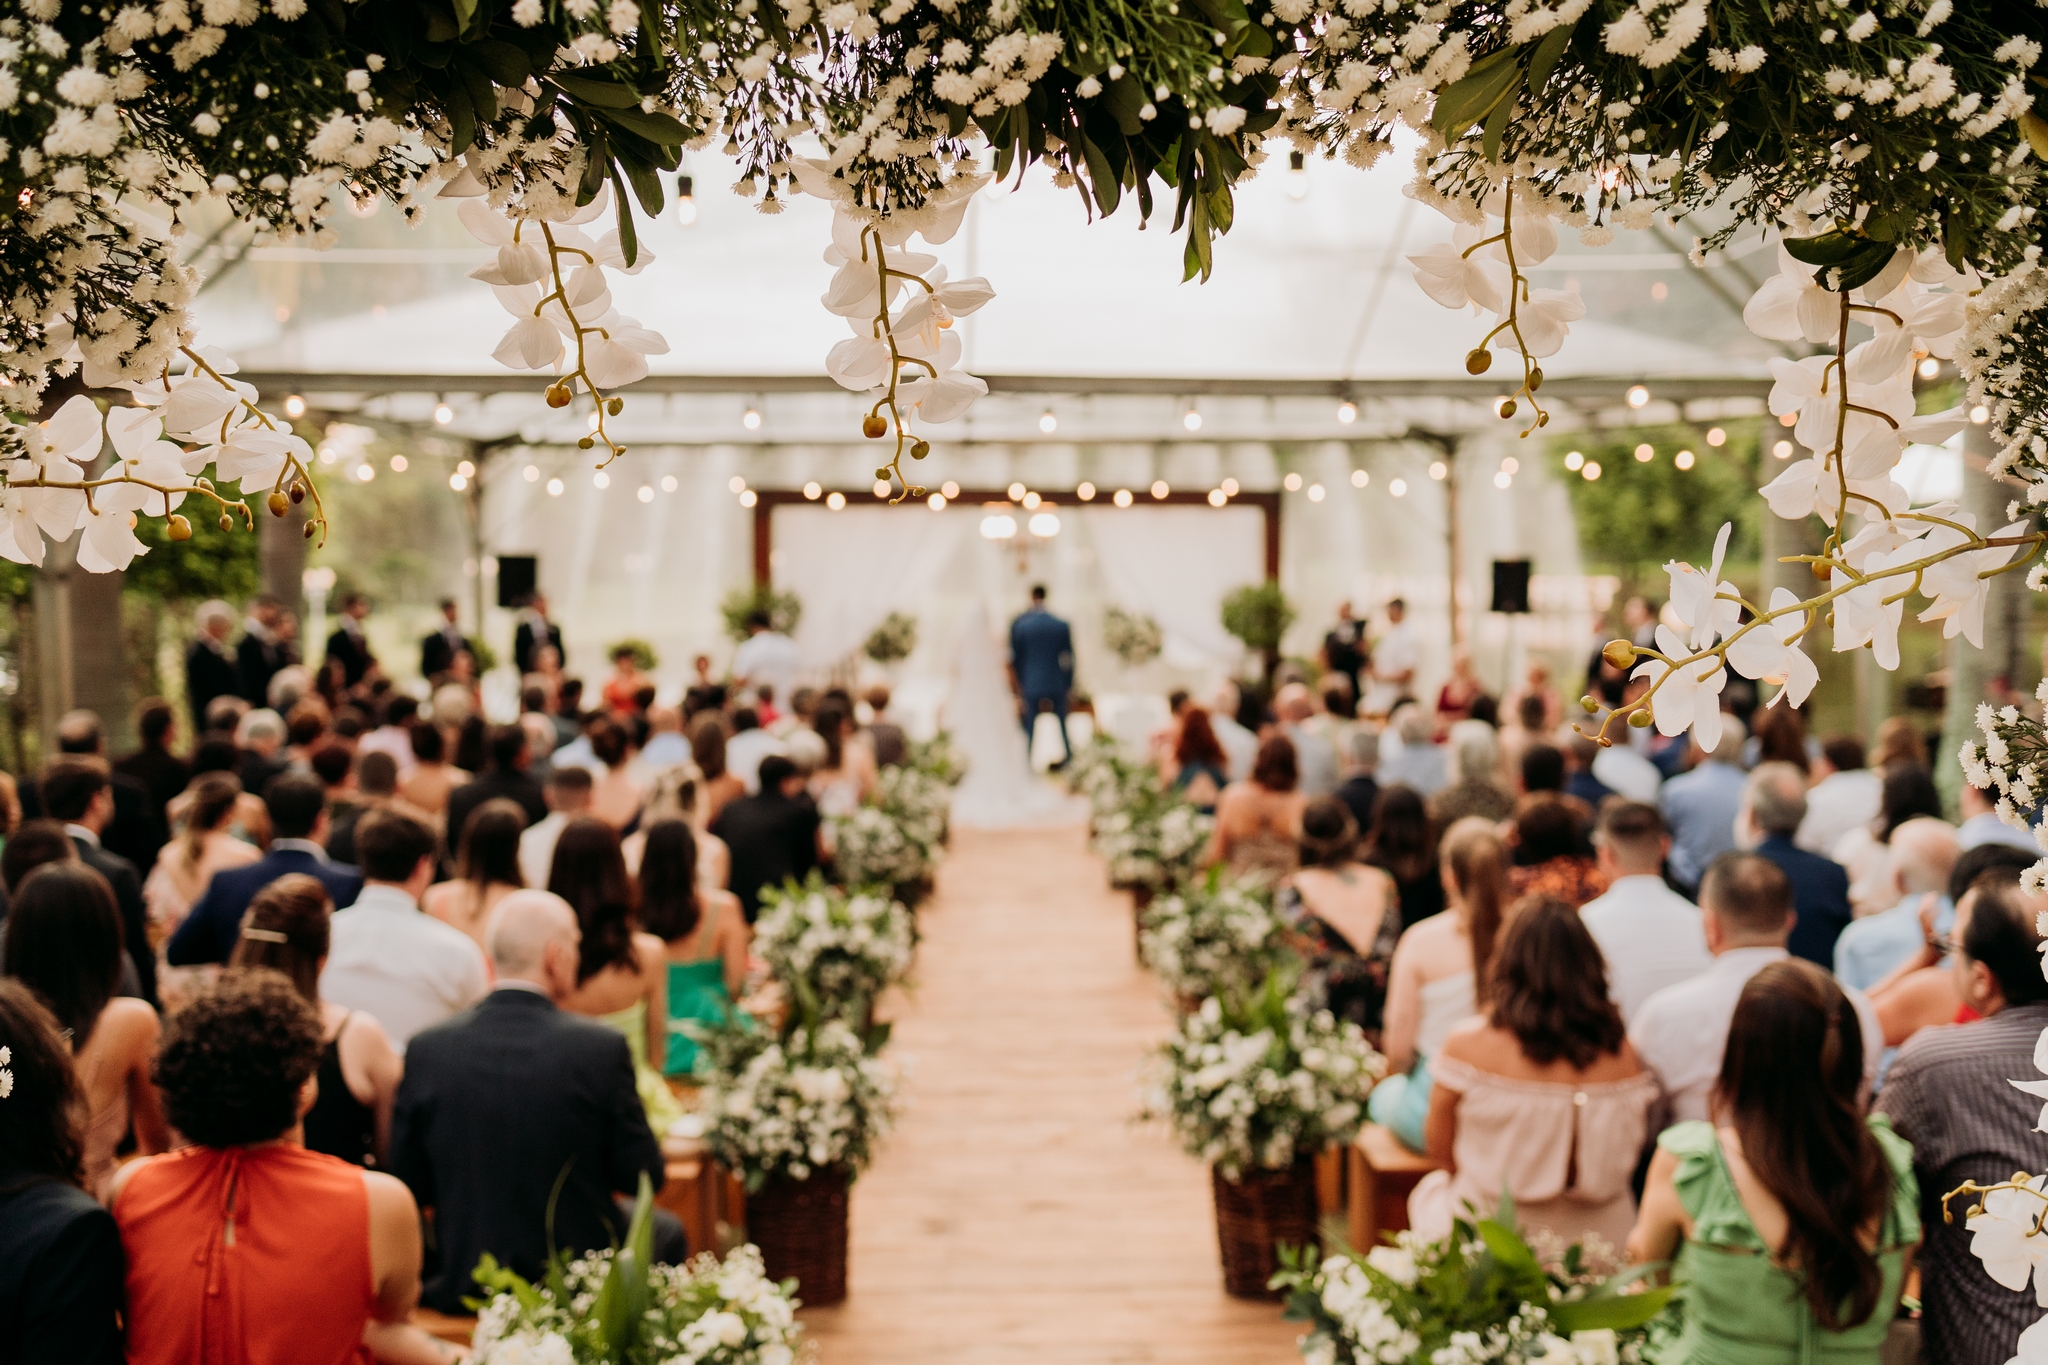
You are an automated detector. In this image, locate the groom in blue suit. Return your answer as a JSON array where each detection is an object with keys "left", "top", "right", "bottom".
[{"left": 1009, "top": 584, "right": 1076, "bottom": 764}]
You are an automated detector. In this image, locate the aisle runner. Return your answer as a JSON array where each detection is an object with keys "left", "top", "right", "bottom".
[{"left": 801, "top": 825, "right": 1302, "bottom": 1364}]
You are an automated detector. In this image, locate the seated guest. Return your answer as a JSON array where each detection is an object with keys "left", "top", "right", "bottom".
[
  {"left": 1378, "top": 704, "right": 1448, "bottom": 797},
  {"left": 1333, "top": 727, "right": 1381, "bottom": 836},
  {"left": 1796, "top": 734, "right": 1884, "bottom": 854},
  {"left": 355, "top": 693, "right": 419, "bottom": 779},
  {"left": 1630, "top": 852, "right": 1881, "bottom": 1125},
  {"left": 1274, "top": 683, "right": 1340, "bottom": 799},
  {"left": 710, "top": 755, "right": 823, "bottom": 922},
  {"left": 1878, "top": 875, "right": 2048, "bottom": 1365},
  {"left": 325, "top": 751, "right": 431, "bottom": 866},
  {"left": 1368, "top": 817, "right": 1508, "bottom": 1151},
  {"left": 167, "top": 773, "right": 363, "bottom": 967},
  {"left": 1507, "top": 792, "right": 1606, "bottom": 908},
  {"left": 1865, "top": 847, "right": 2037, "bottom": 1049},
  {"left": 1579, "top": 800, "right": 1710, "bottom": 1022},
  {"left": 1164, "top": 707, "right": 1230, "bottom": 814},
  {"left": 1632, "top": 959, "right": 1919, "bottom": 1364},
  {"left": 1832, "top": 763, "right": 1946, "bottom": 920},
  {"left": 230, "top": 875, "right": 403, "bottom": 1169},
  {"left": 233, "top": 707, "right": 291, "bottom": 799},
  {"left": 1280, "top": 797, "right": 1401, "bottom": 1037},
  {"left": 1739, "top": 762, "right": 1856, "bottom": 967},
  {"left": 1411, "top": 895, "right": 1657, "bottom": 1252},
  {"left": 724, "top": 707, "right": 789, "bottom": 796},
  {"left": 423, "top": 797, "right": 528, "bottom": 950},
  {"left": 1832, "top": 816, "right": 1961, "bottom": 991},
  {"left": 140, "top": 772, "right": 258, "bottom": 940},
  {"left": 550, "top": 817, "right": 678, "bottom": 1130},
  {"left": 1, "top": 819, "right": 78, "bottom": 895},
  {"left": 169, "top": 735, "right": 273, "bottom": 848},
  {"left": 391, "top": 891, "right": 671, "bottom": 1312},
  {"left": 444, "top": 723, "right": 548, "bottom": 840},
  {"left": 1364, "top": 785, "right": 1443, "bottom": 931},
  {"left": 41, "top": 757, "right": 156, "bottom": 1008},
  {"left": 520, "top": 764, "right": 594, "bottom": 889},
  {"left": 1660, "top": 717, "right": 1748, "bottom": 894},
  {"left": 1559, "top": 728, "right": 1616, "bottom": 808},
  {"left": 692, "top": 714, "right": 747, "bottom": 823},
  {"left": 3, "top": 863, "right": 170, "bottom": 1196},
  {"left": 113, "top": 698, "right": 189, "bottom": 832},
  {"left": 1208, "top": 681, "right": 1260, "bottom": 782},
  {"left": 640, "top": 819, "right": 750, "bottom": 1079},
  {"left": 1428, "top": 721, "right": 1515, "bottom": 826},
  {"left": 863, "top": 685, "right": 907, "bottom": 770},
  {"left": 807, "top": 699, "right": 876, "bottom": 819},
  {"left": 320, "top": 809, "right": 487, "bottom": 1052},
  {"left": 1496, "top": 694, "right": 1548, "bottom": 789},
  {"left": 396, "top": 720, "right": 467, "bottom": 825},
  {"left": 1203, "top": 736, "right": 1309, "bottom": 880},
  {"left": 110, "top": 971, "right": 439, "bottom": 1365},
  {"left": 586, "top": 718, "right": 645, "bottom": 831},
  {"left": 1517, "top": 741, "right": 1567, "bottom": 796},
  {"left": 1956, "top": 779, "right": 2042, "bottom": 854},
  {"left": 0, "top": 980, "right": 125, "bottom": 1365}
]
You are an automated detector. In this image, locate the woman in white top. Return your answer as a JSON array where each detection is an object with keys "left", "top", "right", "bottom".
[
  {"left": 142, "top": 772, "right": 259, "bottom": 938},
  {"left": 807, "top": 699, "right": 876, "bottom": 819},
  {"left": 623, "top": 765, "right": 732, "bottom": 893},
  {"left": 1368, "top": 816, "right": 1510, "bottom": 1151}
]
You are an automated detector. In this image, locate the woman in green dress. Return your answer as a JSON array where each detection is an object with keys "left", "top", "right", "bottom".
[
  {"left": 637, "top": 818, "right": 750, "bottom": 1080},
  {"left": 1628, "top": 959, "right": 1920, "bottom": 1364}
]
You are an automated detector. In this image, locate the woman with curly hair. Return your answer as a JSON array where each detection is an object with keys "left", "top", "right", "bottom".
[{"left": 108, "top": 970, "right": 448, "bottom": 1365}]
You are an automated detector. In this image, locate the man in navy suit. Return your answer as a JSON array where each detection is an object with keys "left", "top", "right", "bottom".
[
  {"left": 1740, "top": 761, "right": 1855, "bottom": 968},
  {"left": 1008, "top": 584, "right": 1075, "bottom": 764},
  {"left": 167, "top": 771, "right": 364, "bottom": 966}
]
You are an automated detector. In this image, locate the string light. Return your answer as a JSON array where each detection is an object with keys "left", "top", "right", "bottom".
[
  {"left": 1706, "top": 427, "right": 1727, "bottom": 447},
  {"left": 661, "top": 475, "right": 678, "bottom": 493},
  {"left": 1773, "top": 440, "right": 1794, "bottom": 459},
  {"left": 740, "top": 488, "right": 758, "bottom": 507},
  {"left": 389, "top": 455, "right": 408, "bottom": 473},
  {"left": 1626, "top": 385, "right": 1651, "bottom": 409},
  {"left": 826, "top": 491, "right": 846, "bottom": 510},
  {"left": 283, "top": 395, "right": 306, "bottom": 418},
  {"left": 355, "top": 462, "right": 375, "bottom": 482},
  {"left": 448, "top": 473, "right": 467, "bottom": 491},
  {"left": 593, "top": 471, "right": 609, "bottom": 489},
  {"left": 742, "top": 407, "right": 762, "bottom": 430},
  {"left": 637, "top": 485, "right": 654, "bottom": 503},
  {"left": 1007, "top": 481, "right": 1026, "bottom": 500},
  {"left": 674, "top": 173, "right": 697, "bottom": 227},
  {"left": 1337, "top": 400, "right": 1357, "bottom": 424},
  {"left": 1582, "top": 461, "right": 1603, "bottom": 481},
  {"left": 729, "top": 476, "right": 747, "bottom": 493},
  {"left": 941, "top": 481, "right": 960, "bottom": 499},
  {"left": 1350, "top": 469, "right": 1368, "bottom": 488},
  {"left": 1307, "top": 483, "right": 1326, "bottom": 502},
  {"left": 433, "top": 402, "right": 454, "bottom": 425},
  {"left": 1283, "top": 472, "right": 1303, "bottom": 491},
  {"left": 524, "top": 465, "right": 540, "bottom": 482},
  {"left": 873, "top": 480, "right": 891, "bottom": 498},
  {"left": 1971, "top": 405, "right": 1991, "bottom": 424},
  {"left": 1675, "top": 449, "right": 1696, "bottom": 470},
  {"left": 1113, "top": 488, "right": 1134, "bottom": 507},
  {"left": 803, "top": 481, "right": 822, "bottom": 500},
  {"left": 1493, "top": 471, "right": 1512, "bottom": 489},
  {"left": 928, "top": 493, "right": 947, "bottom": 510},
  {"left": 1150, "top": 480, "right": 1170, "bottom": 498},
  {"left": 1038, "top": 408, "right": 1058, "bottom": 434},
  {"left": 1564, "top": 451, "right": 1584, "bottom": 470},
  {"left": 1428, "top": 461, "right": 1448, "bottom": 480},
  {"left": 1221, "top": 477, "right": 1240, "bottom": 496},
  {"left": 1919, "top": 357, "right": 1940, "bottom": 379},
  {"left": 1182, "top": 405, "right": 1202, "bottom": 431},
  {"left": 1389, "top": 478, "right": 1408, "bottom": 497},
  {"left": 547, "top": 477, "right": 565, "bottom": 496},
  {"left": 1208, "top": 489, "right": 1227, "bottom": 506},
  {"left": 1029, "top": 509, "right": 1061, "bottom": 536},
  {"left": 1022, "top": 491, "right": 1042, "bottom": 509},
  {"left": 1077, "top": 482, "right": 1096, "bottom": 501},
  {"left": 1635, "top": 443, "right": 1655, "bottom": 462},
  {"left": 456, "top": 461, "right": 474, "bottom": 478},
  {"left": 1501, "top": 457, "right": 1518, "bottom": 474}
]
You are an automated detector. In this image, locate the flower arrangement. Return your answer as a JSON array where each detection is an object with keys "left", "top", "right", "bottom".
[
  {"left": 1103, "top": 606, "right": 1165, "bottom": 669},
  {"left": 1222, "top": 582, "right": 1298, "bottom": 675},
  {"left": 466, "top": 1181, "right": 805, "bottom": 1365},
  {"left": 1140, "top": 868, "right": 1295, "bottom": 1002},
  {"left": 694, "top": 1015, "right": 896, "bottom": 1192},
  {"left": 828, "top": 806, "right": 932, "bottom": 900},
  {"left": 1274, "top": 1221, "right": 1676, "bottom": 1365},
  {"left": 718, "top": 587, "right": 802, "bottom": 643},
  {"left": 902, "top": 732, "right": 967, "bottom": 788},
  {"left": 753, "top": 878, "right": 913, "bottom": 1022},
  {"left": 1095, "top": 791, "right": 1213, "bottom": 893},
  {"left": 863, "top": 612, "right": 919, "bottom": 665},
  {"left": 876, "top": 763, "right": 950, "bottom": 852},
  {"left": 1149, "top": 970, "right": 1383, "bottom": 1180}
]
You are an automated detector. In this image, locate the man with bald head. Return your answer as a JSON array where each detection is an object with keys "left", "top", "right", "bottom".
[
  {"left": 1737, "top": 760, "right": 1855, "bottom": 966},
  {"left": 389, "top": 890, "right": 669, "bottom": 1311},
  {"left": 1831, "top": 815, "right": 1962, "bottom": 991}
]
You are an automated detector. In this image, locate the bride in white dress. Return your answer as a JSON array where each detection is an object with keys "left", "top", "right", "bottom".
[{"left": 946, "top": 605, "right": 1085, "bottom": 830}]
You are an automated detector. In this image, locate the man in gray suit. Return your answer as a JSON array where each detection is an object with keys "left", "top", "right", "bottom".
[{"left": 1008, "top": 584, "right": 1075, "bottom": 764}]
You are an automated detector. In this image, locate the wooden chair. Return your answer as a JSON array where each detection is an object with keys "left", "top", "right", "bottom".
[{"left": 1346, "top": 1123, "right": 1442, "bottom": 1252}]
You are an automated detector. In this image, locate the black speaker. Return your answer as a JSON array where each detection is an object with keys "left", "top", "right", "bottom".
[
  {"left": 495, "top": 555, "right": 537, "bottom": 609},
  {"left": 1491, "top": 559, "right": 1532, "bottom": 614}
]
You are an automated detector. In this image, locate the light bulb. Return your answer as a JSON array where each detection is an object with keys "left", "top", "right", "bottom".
[
  {"left": 1428, "top": 461, "right": 1448, "bottom": 480},
  {"left": 826, "top": 491, "right": 846, "bottom": 510},
  {"left": 1077, "top": 482, "right": 1096, "bottom": 501},
  {"left": 1336, "top": 400, "right": 1357, "bottom": 424},
  {"left": 1493, "top": 471, "right": 1512, "bottom": 489},
  {"left": 1113, "top": 488, "right": 1134, "bottom": 507},
  {"left": 674, "top": 174, "right": 698, "bottom": 226},
  {"left": 433, "top": 402, "right": 454, "bottom": 425},
  {"left": 1626, "top": 384, "right": 1651, "bottom": 409},
  {"left": 1675, "top": 449, "right": 1696, "bottom": 470},
  {"left": 1634, "top": 443, "right": 1654, "bottom": 462},
  {"left": 1389, "top": 478, "right": 1408, "bottom": 498},
  {"left": 1583, "top": 461, "right": 1603, "bottom": 481},
  {"left": 1706, "top": 427, "right": 1727, "bottom": 447},
  {"left": 389, "top": 455, "right": 408, "bottom": 473},
  {"left": 873, "top": 480, "right": 892, "bottom": 499},
  {"left": 1773, "top": 440, "right": 1794, "bottom": 459},
  {"left": 739, "top": 488, "right": 757, "bottom": 507},
  {"left": 1007, "top": 482, "right": 1026, "bottom": 500},
  {"left": 547, "top": 477, "right": 565, "bottom": 496},
  {"left": 1208, "top": 489, "right": 1227, "bottom": 506},
  {"left": 1564, "top": 451, "right": 1584, "bottom": 470},
  {"left": 1307, "top": 484, "right": 1325, "bottom": 502},
  {"left": 448, "top": 473, "right": 467, "bottom": 491},
  {"left": 1182, "top": 408, "right": 1202, "bottom": 431},
  {"left": 524, "top": 464, "right": 540, "bottom": 482},
  {"left": 1029, "top": 510, "right": 1061, "bottom": 537},
  {"left": 456, "top": 460, "right": 474, "bottom": 478},
  {"left": 1150, "top": 480, "right": 1169, "bottom": 499},
  {"left": 928, "top": 493, "right": 946, "bottom": 510},
  {"left": 941, "top": 481, "right": 960, "bottom": 499},
  {"left": 1918, "top": 356, "right": 1940, "bottom": 379},
  {"left": 728, "top": 476, "right": 747, "bottom": 494},
  {"left": 1284, "top": 472, "right": 1303, "bottom": 491},
  {"left": 1971, "top": 404, "right": 1991, "bottom": 424},
  {"left": 742, "top": 407, "right": 762, "bottom": 430},
  {"left": 661, "top": 475, "right": 678, "bottom": 493},
  {"left": 803, "top": 481, "right": 822, "bottom": 500},
  {"left": 1038, "top": 409, "right": 1058, "bottom": 434},
  {"left": 1286, "top": 149, "right": 1309, "bottom": 201},
  {"left": 355, "top": 462, "right": 375, "bottom": 482},
  {"left": 1022, "top": 491, "right": 1041, "bottom": 510},
  {"left": 1220, "top": 477, "right": 1239, "bottom": 496},
  {"left": 284, "top": 394, "right": 306, "bottom": 418},
  {"left": 637, "top": 485, "right": 654, "bottom": 503},
  {"left": 593, "top": 471, "right": 609, "bottom": 489},
  {"left": 1501, "top": 457, "right": 1519, "bottom": 474},
  {"left": 1350, "top": 469, "right": 1368, "bottom": 488}
]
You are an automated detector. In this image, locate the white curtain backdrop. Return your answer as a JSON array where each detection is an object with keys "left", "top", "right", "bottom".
[
  {"left": 1076, "top": 505, "right": 1263, "bottom": 673},
  {"left": 774, "top": 505, "right": 976, "bottom": 668}
]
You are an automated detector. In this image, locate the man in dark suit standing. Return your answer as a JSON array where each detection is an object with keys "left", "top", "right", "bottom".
[
  {"left": 513, "top": 593, "right": 564, "bottom": 676},
  {"left": 236, "top": 595, "right": 292, "bottom": 705},
  {"left": 1740, "top": 761, "right": 1856, "bottom": 968},
  {"left": 18, "top": 709, "right": 164, "bottom": 875},
  {"left": 167, "top": 772, "right": 364, "bottom": 966},
  {"left": 1008, "top": 583, "right": 1076, "bottom": 764},
  {"left": 391, "top": 889, "right": 672, "bottom": 1311},
  {"left": 113, "top": 699, "right": 190, "bottom": 833},
  {"left": 41, "top": 757, "right": 158, "bottom": 1008},
  {"left": 185, "top": 599, "right": 241, "bottom": 734},
  {"left": 324, "top": 592, "right": 378, "bottom": 690},
  {"left": 419, "top": 598, "right": 473, "bottom": 682}
]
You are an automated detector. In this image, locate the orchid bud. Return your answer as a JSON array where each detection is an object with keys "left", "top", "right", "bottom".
[
  {"left": 1579, "top": 694, "right": 1599, "bottom": 713},
  {"left": 1601, "top": 639, "right": 1636, "bottom": 670},
  {"left": 862, "top": 415, "right": 888, "bottom": 438},
  {"left": 267, "top": 492, "right": 289, "bottom": 517},
  {"left": 218, "top": 514, "right": 234, "bottom": 532},
  {"left": 1464, "top": 348, "right": 1491, "bottom": 375},
  {"left": 1628, "top": 708, "right": 1654, "bottom": 728},
  {"left": 167, "top": 514, "right": 192, "bottom": 541}
]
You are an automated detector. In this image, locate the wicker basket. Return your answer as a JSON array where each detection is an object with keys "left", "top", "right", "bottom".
[
  {"left": 1211, "top": 1160, "right": 1320, "bottom": 1300},
  {"left": 1129, "top": 884, "right": 1155, "bottom": 962},
  {"left": 746, "top": 1166, "right": 851, "bottom": 1306}
]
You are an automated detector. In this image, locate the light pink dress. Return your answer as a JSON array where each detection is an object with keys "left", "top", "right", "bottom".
[{"left": 1408, "top": 1054, "right": 1659, "bottom": 1255}]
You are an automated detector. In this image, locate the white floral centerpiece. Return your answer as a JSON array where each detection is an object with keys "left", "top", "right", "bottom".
[
  {"left": 467, "top": 1183, "right": 804, "bottom": 1365},
  {"left": 1097, "top": 795, "right": 1214, "bottom": 893},
  {"left": 876, "top": 764, "right": 951, "bottom": 856},
  {"left": 1104, "top": 606, "right": 1165, "bottom": 669},
  {"left": 827, "top": 806, "right": 932, "bottom": 899},
  {"left": 753, "top": 879, "right": 913, "bottom": 1023},
  {"left": 1150, "top": 971, "right": 1383, "bottom": 1180},
  {"left": 903, "top": 733, "right": 967, "bottom": 788},
  {"left": 695, "top": 1016, "right": 896, "bottom": 1193},
  {"left": 1274, "top": 1222, "right": 1676, "bottom": 1365},
  {"left": 1141, "top": 868, "right": 1294, "bottom": 1002}
]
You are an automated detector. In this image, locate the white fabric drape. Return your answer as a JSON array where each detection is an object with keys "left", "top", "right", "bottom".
[
  {"left": 1077, "top": 505, "right": 1264, "bottom": 672},
  {"left": 773, "top": 505, "right": 975, "bottom": 668}
]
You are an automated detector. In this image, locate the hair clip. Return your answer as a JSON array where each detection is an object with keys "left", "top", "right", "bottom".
[{"left": 239, "top": 927, "right": 289, "bottom": 943}]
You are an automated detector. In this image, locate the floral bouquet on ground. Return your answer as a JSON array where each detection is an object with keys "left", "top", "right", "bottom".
[
  {"left": 828, "top": 806, "right": 933, "bottom": 897},
  {"left": 1097, "top": 789, "right": 1214, "bottom": 893},
  {"left": 1274, "top": 1215, "right": 1677, "bottom": 1365},
  {"left": 903, "top": 732, "right": 967, "bottom": 788},
  {"left": 467, "top": 1179, "right": 804, "bottom": 1365},
  {"left": 1141, "top": 868, "right": 1295, "bottom": 1002},
  {"left": 753, "top": 878, "right": 913, "bottom": 1023},
  {"left": 694, "top": 1014, "right": 896, "bottom": 1192},
  {"left": 875, "top": 764, "right": 951, "bottom": 856},
  {"left": 1149, "top": 970, "right": 1384, "bottom": 1179}
]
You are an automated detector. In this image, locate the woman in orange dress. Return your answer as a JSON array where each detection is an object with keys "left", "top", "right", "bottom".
[{"left": 108, "top": 971, "right": 451, "bottom": 1365}]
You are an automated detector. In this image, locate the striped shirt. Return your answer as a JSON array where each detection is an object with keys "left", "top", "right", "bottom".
[{"left": 1876, "top": 1002, "right": 2048, "bottom": 1365}]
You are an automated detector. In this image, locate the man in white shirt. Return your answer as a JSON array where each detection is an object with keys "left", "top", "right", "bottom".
[
  {"left": 1796, "top": 735, "right": 1884, "bottom": 854},
  {"left": 322, "top": 808, "right": 489, "bottom": 1051},
  {"left": 1208, "top": 682, "right": 1258, "bottom": 782},
  {"left": 1275, "top": 683, "right": 1340, "bottom": 798},
  {"left": 518, "top": 765, "right": 594, "bottom": 888},
  {"left": 730, "top": 609, "right": 801, "bottom": 713},
  {"left": 724, "top": 707, "right": 789, "bottom": 795},
  {"left": 1629, "top": 850, "right": 1882, "bottom": 1124},
  {"left": 1579, "top": 801, "right": 1710, "bottom": 1022},
  {"left": 1833, "top": 816, "right": 1960, "bottom": 991},
  {"left": 1363, "top": 598, "right": 1418, "bottom": 718}
]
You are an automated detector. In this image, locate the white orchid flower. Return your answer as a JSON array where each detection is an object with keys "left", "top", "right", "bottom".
[
  {"left": 822, "top": 248, "right": 937, "bottom": 321},
  {"left": 0, "top": 488, "right": 47, "bottom": 567},
  {"left": 789, "top": 157, "right": 859, "bottom": 211},
  {"left": 74, "top": 500, "right": 150, "bottom": 573},
  {"left": 581, "top": 312, "right": 666, "bottom": 388},
  {"left": 894, "top": 171, "right": 990, "bottom": 245},
  {"left": 544, "top": 266, "right": 613, "bottom": 333},
  {"left": 1494, "top": 286, "right": 1584, "bottom": 358},
  {"left": 1725, "top": 587, "right": 1820, "bottom": 708},
  {"left": 493, "top": 314, "right": 565, "bottom": 370},
  {"left": 825, "top": 331, "right": 893, "bottom": 391},
  {"left": 893, "top": 266, "right": 995, "bottom": 349},
  {"left": 1918, "top": 518, "right": 2031, "bottom": 647},
  {"left": 895, "top": 331, "right": 987, "bottom": 425},
  {"left": 2011, "top": 1315, "right": 2048, "bottom": 1365},
  {"left": 1967, "top": 1175, "right": 2048, "bottom": 1305},
  {"left": 1407, "top": 238, "right": 1507, "bottom": 314},
  {"left": 154, "top": 374, "right": 246, "bottom": 440},
  {"left": 1666, "top": 522, "right": 1742, "bottom": 650},
  {"left": 459, "top": 201, "right": 551, "bottom": 287},
  {"left": 1759, "top": 456, "right": 1907, "bottom": 527},
  {"left": 1743, "top": 247, "right": 1843, "bottom": 344},
  {"left": 1875, "top": 285, "right": 1968, "bottom": 358},
  {"left": 2011, "top": 1030, "right": 2048, "bottom": 1134},
  {"left": 1831, "top": 542, "right": 1918, "bottom": 670},
  {"left": 1631, "top": 623, "right": 1727, "bottom": 752},
  {"left": 204, "top": 426, "right": 307, "bottom": 488},
  {"left": 591, "top": 229, "right": 654, "bottom": 275}
]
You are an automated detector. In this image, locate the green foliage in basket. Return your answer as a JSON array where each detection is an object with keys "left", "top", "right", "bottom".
[
  {"left": 691, "top": 1006, "right": 896, "bottom": 1192},
  {"left": 1141, "top": 867, "right": 1296, "bottom": 1001},
  {"left": 754, "top": 876, "right": 913, "bottom": 1023},
  {"left": 1222, "top": 581, "right": 1298, "bottom": 659},
  {"left": 1148, "top": 968, "right": 1383, "bottom": 1180},
  {"left": 719, "top": 586, "right": 803, "bottom": 643},
  {"left": 902, "top": 732, "right": 967, "bottom": 787},
  {"left": 1103, "top": 605, "right": 1165, "bottom": 668},
  {"left": 466, "top": 1175, "right": 804, "bottom": 1365},
  {"left": 1067, "top": 737, "right": 1211, "bottom": 891},
  {"left": 1273, "top": 1215, "right": 1678, "bottom": 1365},
  {"left": 862, "top": 612, "right": 919, "bottom": 665}
]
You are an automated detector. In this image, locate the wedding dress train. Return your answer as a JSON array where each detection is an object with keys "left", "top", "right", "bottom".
[{"left": 946, "top": 605, "right": 1085, "bottom": 830}]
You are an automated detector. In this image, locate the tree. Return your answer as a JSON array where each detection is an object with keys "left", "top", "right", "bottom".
[{"left": 1554, "top": 424, "right": 1762, "bottom": 599}]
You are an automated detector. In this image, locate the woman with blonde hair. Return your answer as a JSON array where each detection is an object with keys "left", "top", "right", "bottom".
[
  {"left": 142, "top": 772, "right": 259, "bottom": 938},
  {"left": 622, "top": 764, "right": 731, "bottom": 892},
  {"left": 1367, "top": 815, "right": 1511, "bottom": 1152}
]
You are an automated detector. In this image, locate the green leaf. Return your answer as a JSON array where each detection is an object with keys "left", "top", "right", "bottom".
[
  {"left": 1208, "top": 185, "right": 1234, "bottom": 236},
  {"left": 1781, "top": 230, "right": 1897, "bottom": 292},
  {"left": 550, "top": 70, "right": 644, "bottom": 109},
  {"left": 578, "top": 130, "right": 609, "bottom": 202},
  {"left": 457, "top": 56, "right": 498, "bottom": 124},
  {"left": 444, "top": 77, "right": 476, "bottom": 156},
  {"left": 466, "top": 38, "right": 532, "bottom": 87},
  {"left": 1080, "top": 135, "right": 1121, "bottom": 216},
  {"left": 1104, "top": 75, "right": 1147, "bottom": 136},
  {"left": 449, "top": 0, "right": 477, "bottom": 35},
  {"left": 1430, "top": 45, "right": 1522, "bottom": 138},
  {"left": 1548, "top": 1283, "right": 1678, "bottom": 1334},
  {"left": 1526, "top": 23, "right": 1574, "bottom": 97},
  {"left": 597, "top": 104, "right": 690, "bottom": 147},
  {"left": 1782, "top": 226, "right": 1879, "bottom": 267},
  {"left": 423, "top": 7, "right": 459, "bottom": 42},
  {"left": 1481, "top": 76, "right": 1519, "bottom": 164},
  {"left": 609, "top": 162, "right": 643, "bottom": 267},
  {"left": 620, "top": 154, "right": 665, "bottom": 217},
  {"left": 1477, "top": 1219, "right": 1542, "bottom": 1279}
]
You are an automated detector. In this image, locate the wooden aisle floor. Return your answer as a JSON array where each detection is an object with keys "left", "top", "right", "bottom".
[{"left": 799, "top": 822, "right": 1305, "bottom": 1365}]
